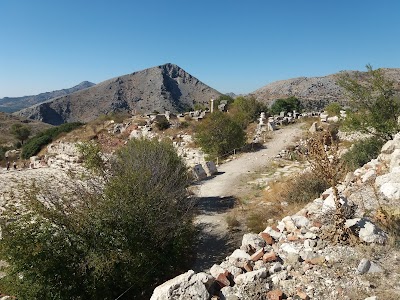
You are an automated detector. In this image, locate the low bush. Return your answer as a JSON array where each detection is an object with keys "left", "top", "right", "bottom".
[
  {"left": 155, "top": 118, "right": 170, "bottom": 131},
  {"left": 284, "top": 172, "right": 329, "bottom": 204},
  {"left": 0, "top": 138, "right": 195, "bottom": 299},
  {"left": 342, "top": 137, "right": 384, "bottom": 171},
  {"left": 21, "top": 122, "right": 83, "bottom": 159},
  {"left": 267, "top": 171, "right": 329, "bottom": 205}
]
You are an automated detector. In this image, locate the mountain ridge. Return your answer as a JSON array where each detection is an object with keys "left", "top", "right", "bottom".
[
  {"left": 251, "top": 68, "right": 400, "bottom": 110},
  {"left": 0, "top": 81, "right": 95, "bottom": 113},
  {"left": 16, "top": 63, "right": 221, "bottom": 125}
]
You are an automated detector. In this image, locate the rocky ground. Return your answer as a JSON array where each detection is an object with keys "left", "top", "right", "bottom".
[{"left": 151, "top": 132, "right": 400, "bottom": 300}]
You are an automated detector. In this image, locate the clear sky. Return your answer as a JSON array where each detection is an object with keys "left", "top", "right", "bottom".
[{"left": 1, "top": 0, "right": 399, "bottom": 98}]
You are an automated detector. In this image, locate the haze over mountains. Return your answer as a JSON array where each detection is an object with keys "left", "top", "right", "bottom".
[
  {"left": 7, "top": 65, "right": 400, "bottom": 125},
  {"left": 0, "top": 81, "right": 95, "bottom": 113},
  {"left": 16, "top": 63, "right": 221, "bottom": 125}
]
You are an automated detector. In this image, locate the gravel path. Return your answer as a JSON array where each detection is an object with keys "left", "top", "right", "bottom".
[{"left": 192, "top": 123, "right": 304, "bottom": 271}]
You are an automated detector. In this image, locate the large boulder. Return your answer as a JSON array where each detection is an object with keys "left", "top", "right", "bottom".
[
  {"left": 241, "top": 233, "right": 266, "bottom": 252},
  {"left": 150, "top": 270, "right": 212, "bottom": 300},
  {"left": 345, "top": 218, "right": 387, "bottom": 244},
  {"left": 375, "top": 171, "right": 400, "bottom": 201}
]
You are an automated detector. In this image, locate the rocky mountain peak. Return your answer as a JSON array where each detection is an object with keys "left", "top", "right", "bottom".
[{"left": 15, "top": 64, "right": 221, "bottom": 125}]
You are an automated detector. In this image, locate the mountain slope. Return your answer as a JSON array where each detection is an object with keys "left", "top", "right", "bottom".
[
  {"left": 0, "top": 81, "right": 95, "bottom": 113},
  {"left": 251, "top": 68, "right": 400, "bottom": 110},
  {"left": 0, "top": 112, "right": 52, "bottom": 146},
  {"left": 15, "top": 64, "right": 221, "bottom": 125}
]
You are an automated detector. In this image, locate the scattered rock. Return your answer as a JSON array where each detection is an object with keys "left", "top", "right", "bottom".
[
  {"left": 267, "top": 289, "right": 284, "bottom": 300},
  {"left": 234, "top": 268, "right": 267, "bottom": 285},
  {"left": 241, "top": 233, "right": 266, "bottom": 253}
]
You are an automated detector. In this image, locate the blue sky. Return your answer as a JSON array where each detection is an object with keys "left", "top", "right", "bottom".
[{"left": 1, "top": 0, "right": 399, "bottom": 98}]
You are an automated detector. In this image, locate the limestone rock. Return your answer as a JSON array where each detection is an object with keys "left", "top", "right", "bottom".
[
  {"left": 150, "top": 270, "right": 211, "bottom": 300},
  {"left": 228, "top": 249, "right": 251, "bottom": 268},
  {"left": 322, "top": 194, "right": 347, "bottom": 213},
  {"left": 234, "top": 268, "right": 267, "bottom": 285},
  {"left": 291, "top": 215, "right": 310, "bottom": 229},
  {"left": 269, "top": 262, "right": 283, "bottom": 274},
  {"left": 356, "top": 259, "right": 383, "bottom": 275},
  {"left": 262, "top": 226, "right": 283, "bottom": 241},
  {"left": 381, "top": 140, "right": 396, "bottom": 154},
  {"left": 210, "top": 264, "right": 226, "bottom": 279},
  {"left": 375, "top": 172, "right": 400, "bottom": 201},
  {"left": 280, "top": 243, "right": 301, "bottom": 255},
  {"left": 241, "top": 233, "right": 266, "bottom": 252},
  {"left": 345, "top": 218, "right": 387, "bottom": 244},
  {"left": 390, "top": 149, "right": 400, "bottom": 172}
]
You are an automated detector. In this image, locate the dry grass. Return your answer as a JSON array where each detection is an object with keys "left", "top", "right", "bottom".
[{"left": 265, "top": 171, "right": 329, "bottom": 205}]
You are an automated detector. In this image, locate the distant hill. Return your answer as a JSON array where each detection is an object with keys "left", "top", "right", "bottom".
[
  {"left": 251, "top": 68, "right": 400, "bottom": 110},
  {"left": 0, "top": 112, "right": 52, "bottom": 146},
  {"left": 15, "top": 63, "right": 221, "bottom": 125},
  {"left": 0, "top": 81, "right": 95, "bottom": 113}
]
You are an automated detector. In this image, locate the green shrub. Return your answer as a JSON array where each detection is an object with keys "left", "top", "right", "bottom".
[
  {"left": 76, "top": 141, "right": 105, "bottom": 175},
  {"left": 230, "top": 96, "right": 268, "bottom": 129},
  {"left": 0, "top": 146, "right": 6, "bottom": 161},
  {"left": 325, "top": 102, "right": 342, "bottom": 117},
  {"left": 195, "top": 111, "right": 246, "bottom": 159},
  {"left": 21, "top": 135, "right": 52, "bottom": 158},
  {"left": 21, "top": 122, "right": 83, "bottom": 159},
  {"left": 0, "top": 138, "right": 195, "bottom": 299},
  {"left": 342, "top": 137, "right": 384, "bottom": 171},
  {"left": 271, "top": 96, "right": 302, "bottom": 115},
  {"left": 155, "top": 118, "right": 170, "bottom": 131}
]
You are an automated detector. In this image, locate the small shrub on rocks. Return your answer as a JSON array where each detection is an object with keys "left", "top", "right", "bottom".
[
  {"left": 281, "top": 171, "right": 329, "bottom": 205},
  {"left": 342, "top": 137, "right": 384, "bottom": 171}
]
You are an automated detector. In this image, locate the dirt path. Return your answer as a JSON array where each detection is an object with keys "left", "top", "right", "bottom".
[{"left": 192, "top": 123, "right": 304, "bottom": 271}]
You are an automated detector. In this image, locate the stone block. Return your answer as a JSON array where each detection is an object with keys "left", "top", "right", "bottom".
[
  {"left": 215, "top": 273, "right": 230, "bottom": 287},
  {"left": 203, "top": 161, "right": 218, "bottom": 176},
  {"left": 259, "top": 232, "right": 275, "bottom": 245},
  {"left": 250, "top": 248, "right": 264, "bottom": 261},
  {"left": 267, "top": 289, "right": 283, "bottom": 300},
  {"left": 193, "top": 164, "right": 207, "bottom": 181},
  {"left": 263, "top": 251, "right": 278, "bottom": 263}
]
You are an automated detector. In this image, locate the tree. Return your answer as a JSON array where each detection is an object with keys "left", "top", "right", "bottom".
[
  {"left": 337, "top": 65, "right": 400, "bottom": 141},
  {"left": 325, "top": 102, "right": 342, "bottom": 117},
  {"left": 10, "top": 124, "right": 30, "bottom": 145},
  {"left": 270, "top": 96, "right": 302, "bottom": 115},
  {"left": 229, "top": 96, "right": 268, "bottom": 129},
  {"left": 0, "top": 139, "right": 195, "bottom": 299},
  {"left": 214, "top": 94, "right": 235, "bottom": 109},
  {"left": 195, "top": 111, "right": 246, "bottom": 159}
]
